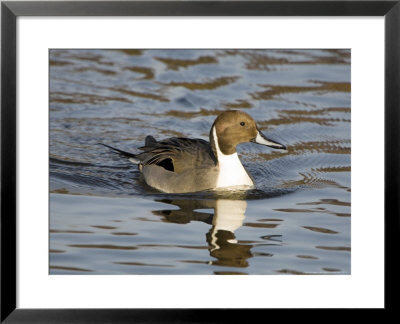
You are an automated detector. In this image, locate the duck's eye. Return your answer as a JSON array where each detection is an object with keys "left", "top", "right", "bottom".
[{"left": 240, "top": 122, "right": 245, "bottom": 126}]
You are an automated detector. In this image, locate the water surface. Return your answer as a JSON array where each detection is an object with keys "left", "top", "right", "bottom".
[{"left": 49, "top": 49, "right": 350, "bottom": 275}]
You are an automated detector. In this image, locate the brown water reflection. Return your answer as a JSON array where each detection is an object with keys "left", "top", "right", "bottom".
[
  {"left": 124, "top": 66, "right": 155, "bottom": 79},
  {"left": 50, "top": 92, "right": 132, "bottom": 104},
  {"left": 110, "top": 87, "right": 169, "bottom": 102},
  {"left": 162, "top": 76, "right": 240, "bottom": 90},
  {"left": 155, "top": 55, "right": 218, "bottom": 70},
  {"left": 222, "top": 49, "right": 350, "bottom": 70},
  {"left": 251, "top": 81, "right": 350, "bottom": 101}
]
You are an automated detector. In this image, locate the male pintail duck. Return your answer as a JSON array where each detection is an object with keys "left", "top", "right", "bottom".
[{"left": 102, "top": 110, "right": 286, "bottom": 193}]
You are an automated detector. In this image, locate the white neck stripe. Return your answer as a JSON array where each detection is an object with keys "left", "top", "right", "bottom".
[{"left": 212, "top": 127, "right": 254, "bottom": 189}]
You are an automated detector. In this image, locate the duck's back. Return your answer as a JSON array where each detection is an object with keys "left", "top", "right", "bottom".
[
  {"left": 137, "top": 137, "right": 216, "bottom": 173},
  {"left": 133, "top": 136, "right": 219, "bottom": 193}
]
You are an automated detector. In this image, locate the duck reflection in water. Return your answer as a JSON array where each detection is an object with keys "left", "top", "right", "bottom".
[{"left": 152, "top": 197, "right": 256, "bottom": 268}]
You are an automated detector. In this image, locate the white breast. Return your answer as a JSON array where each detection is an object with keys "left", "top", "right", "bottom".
[{"left": 213, "top": 127, "right": 254, "bottom": 189}]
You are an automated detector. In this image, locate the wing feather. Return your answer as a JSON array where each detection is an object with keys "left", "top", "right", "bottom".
[{"left": 136, "top": 137, "right": 216, "bottom": 173}]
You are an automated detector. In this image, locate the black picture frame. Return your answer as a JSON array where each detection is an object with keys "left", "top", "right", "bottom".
[{"left": 1, "top": 0, "right": 398, "bottom": 322}]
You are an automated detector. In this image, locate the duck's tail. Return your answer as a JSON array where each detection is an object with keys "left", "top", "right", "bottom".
[{"left": 99, "top": 143, "right": 140, "bottom": 164}]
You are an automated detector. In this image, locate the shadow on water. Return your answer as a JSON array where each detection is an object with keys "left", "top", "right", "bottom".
[
  {"left": 150, "top": 194, "right": 291, "bottom": 272},
  {"left": 152, "top": 198, "right": 257, "bottom": 269}
]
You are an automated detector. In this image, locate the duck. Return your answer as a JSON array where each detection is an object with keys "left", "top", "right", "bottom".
[{"left": 102, "top": 110, "right": 286, "bottom": 193}]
